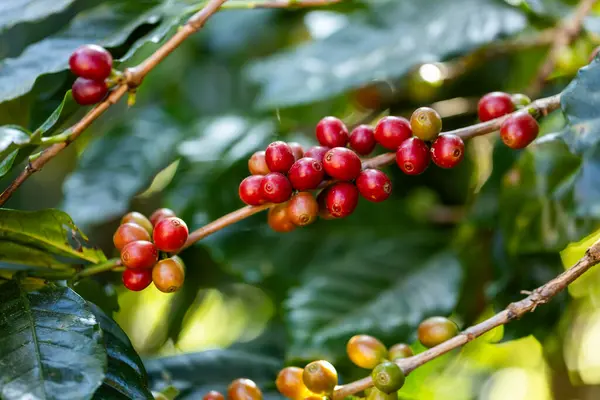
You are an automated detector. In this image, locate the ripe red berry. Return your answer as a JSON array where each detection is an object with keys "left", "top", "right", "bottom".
[
  {"left": 265, "top": 141, "right": 295, "bottom": 173},
  {"left": 113, "top": 222, "right": 151, "bottom": 250},
  {"left": 304, "top": 146, "right": 330, "bottom": 164},
  {"left": 239, "top": 175, "right": 265, "bottom": 206},
  {"left": 228, "top": 379, "right": 262, "bottom": 400},
  {"left": 248, "top": 151, "right": 270, "bottom": 175},
  {"left": 396, "top": 138, "right": 430, "bottom": 175},
  {"left": 500, "top": 112, "right": 539, "bottom": 149},
  {"left": 356, "top": 169, "right": 391, "bottom": 202},
  {"left": 288, "top": 192, "right": 319, "bottom": 226},
  {"left": 267, "top": 203, "right": 296, "bottom": 233},
  {"left": 325, "top": 182, "right": 359, "bottom": 218},
  {"left": 121, "top": 212, "right": 153, "bottom": 235},
  {"left": 149, "top": 208, "right": 176, "bottom": 226},
  {"left": 374, "top": 116, "right": 412, "bottom": 150},
  {"left": 261, "top": 172, "right": 293, "bottom": 203},
  {"left": 153, "top": 217, "right": 189, "bottom": 252},
  {"left": 288, "top": 142, "right": 305, "bottom": 161},
  {"left": 477, "top": 92, "right": 515, "bottom": 122},
  {"left": 120, "top": 240, "right": 158, "bottom": 269},
  {"left": 323, "top": 147, "right": 362, "bottom": 181},
  {"left": 349, "top": 125, "right": 376, "bottom": 155},
  {"left": 122, "top": 268, "right": 152, "bottom": 291},
  {"left": 316, "top": 116, "right": 348, "bottom": 148},
  {"left": 203, "top": 391, "right": 224, "bottom": 400},
  {"left": 317, "top": 188, "right": 336, "bottom": 220},
  {"left": 288, "top": 157, "right": 325, "bottom": 190},
  {"left": 72, "top": 78, "right": 108, "bottom": 105},
  {"left": 152, "top": 257, "right": 185, "bottom": 293},
  {"left": 431, "top": 134, "right": 465, "bottom": 168},
  {"left": 69, "top": 44, "right": 113, "bottom": 81}
]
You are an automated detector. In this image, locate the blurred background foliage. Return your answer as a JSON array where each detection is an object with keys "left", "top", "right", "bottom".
[{"left": 4, "top": 0, "right": 600, "bottom": 398}]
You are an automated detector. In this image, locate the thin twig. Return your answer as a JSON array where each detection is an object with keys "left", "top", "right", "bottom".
[
  {"left": 527, "top": 0, "right": 598, "bottom": 96},
  {"left": 72, "top": 258, "right": 122, "bottom": 281},
  {"left": 332, "top": 238, "right": 600, "bottom": 399},
  {"left": 222, "top": 0, "right": 342, "bottom": 8}
]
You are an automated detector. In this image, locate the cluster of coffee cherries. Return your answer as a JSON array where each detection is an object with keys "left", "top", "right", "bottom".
[
  {"left": 69, "top": 44, "right": 113, "bottom": 105},
  {"left": 114, "top": 208, "right": 188, "bottom": 293}
]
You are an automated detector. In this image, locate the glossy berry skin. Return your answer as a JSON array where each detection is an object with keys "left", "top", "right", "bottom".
[
  {"left": 248, "top": 151, "right": 270, "bottom": 175},
  {"left": 418, "top": 316, "right": 459, "bottom": 348},
  {"left": 69, "top": 44, "right": 113, "bottom": 81},
  {"left": 371, "top": 361, "right": 405, "bottom": 394},
  {"left": 113, "top": 222, "right": 151, "bottom": 250},
  {"left": 388, "top": 343, "right": 413, "bottom": 360},
  {"left": 288, "top": 142, "right": 305, "bottom": 161},
  {"left": 477, "top": 92, "right": 515, "bottom": 122},
  {"left": 72, "top": 78, "right": 108, "bottom": 105},
  {"left": 152, "top": 258, "right": 185, "bottom": 293},
  {"left": 288, "top": 157, "right": 325, "bottom": 191},
  {"left": 122, "top": 268, "right": 152, "bottom": 292},
  {"left": 153, "top": 217, "right": 189, "bottom": 252},
  {"left": 316, "top": 116, "right": 348, "bottom": 148},
  {"left": 349, "top": 125, "right": 376, "bottom": 155},
  {"left": 374, "top": 116, "right": 412, "bottom": 150},
  {"left": 323, "top": 147, "right": 362, "bottom": 181},
  {"left": 239, "top": 175, "right": 265, "bottom": 206},
  {"left": 261, "top": 172, "right": 293, "bottom": 203},
  {"left": 356, "top": 169, "right": 391, "bottom": 202},
  {"left": 149, "top": 208, "right": 176, "bottom": 226},
  {"left": 302, "top": 360, "right": 338, "bottom": 395},
  {"left": 203, "top": 391, "right": 224, "bottom": 400},
  {"left": 317, "top": 188, "right": 336, "bottom": 220},
  {"left": 288, "top": 192, "right": 319, "bottom": 227},
  {"left": 396, "top": 138, "right": 430, "bottom": 175},
  {"left": 121, "top": 212, "right": 153, "bottom": 235},
  {"left": 325, "top": 182, "right": 359, "bottom": 218},
  {"left": 268, "top": 203, "right": 296, "bottom": 233},
  {"left": 500, "top": 112, "right": 539, "bottom": 149},
  {"left": 431, "top": 134, "right": 464, "bottom": 169},
  {"left": 511, "top": 93, "right": 531, "bottom": 108},
  {"left": 304, "top": 146, "right": 330, "bottom": 164},
  {"left": 227, "top": 379, "right": 262, "bottom": 400},
  {"left": 410, "top": 107, "right": 442, "bottom": 141},
  {"left": 120, "top": 240, "right": 158, "bottom": 269},
  {"left": 265, "top": 141, "right": 295, "bottom": 173},
  {"left": 276, "top": 367, "right": 310, "bottom": 399},
  {"left": 346, "top": 334, "right": 388, "bottom": 369}
]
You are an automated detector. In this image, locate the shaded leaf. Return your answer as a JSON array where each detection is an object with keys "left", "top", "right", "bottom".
[
  {"left": 35, "top": 90, "right": 80, "bottom": 138},
  {"left": 74, "top": 280, "right": 120, "bottom": 315},
  {"left": 0, "top": 281, "right": 106, "bottom": 400},
  {"left": 0, "top": 241, "right": 71, "bottom": 270},
  {"left": 0, "top": 125, "right": 31, "bottom": 177},
  {"left": 0, "top": 0, "right": 78, "bottom": 33}
]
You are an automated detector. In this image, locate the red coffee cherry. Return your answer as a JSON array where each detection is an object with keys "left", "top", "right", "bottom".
[
  {"left": 69, "top": 44, "right": 113, "bottom": 81},
  {"left": 261, "top": 172, "right": 293, "bottom": 203},
  {"left": 356, "top": 169, "right": 391, "bottom": 202},
  {"left": 120, "top": 240, "right": 158, "bottom": 269},
  {"left": 121, "top": 212, "right": 153, "bottom": 235},
  {"left": 349, "top": 125, "right": 376, "bottom": 155},
  {"left": 265, "top": 141, "right": 295, "bottom": 173},
  {"left": 227, "top": 379, "right": 262, "bottom": 400},
  {"left": 396, "top": 137, "right": 430, "bottom": 175},
  {"left": 323, "top": 147, "right": 362, "bottom": 181},
  {"left": 317, "top": 188, "right": 336, "bottom": 220},
  {"left": 153, "top": 217, "right": 189, "bottom": 252},
  {"left": 152, "top": 257, "right": 185, "bottom": 293},
  {"left": 304, "top": 146, "right": 331, "bottom": 164},
  {"left": 72, "top": 78, "right": 108, "bottom": 105},
  {"left": 113, "top": 222, "right": 151, "bottom": 250},
  {"left": 288, "top": 157, "right": 325, "bottom": 190},
  {"left": 477, "top": 92, "right": 515, "bottom": 122},
  {"left": 267, "top": 203, "right": 296, "bottom": 233},
  {"left": 288, "top": 142, "right": 305, "bottom": 161},
  {"left": 203, "top": 391, "right": 224, "bottom": 400},
  {"left": 248, "top": 151, "right": 270, "bottom": 175},
  {"left": 122, "top": 268, "right": 152, "bottom": 291},
  {"left": 431, "top": 134, "right": 465, "bottom": 169},
  {"left": 316, "top": 116, "right": 348, "bottom": 148},
  {"left": 374, "top": 116, "right": 412, "bottom": 150},
  {"left": 325, "top": 182, "right": 359, "bottom": 218},
  {"left": 239, "top": 175, "right": 265, "bottom": 206},
  {"left": 500, "top": 112, "right": 539, "bottom": 149},
  {"left": 149, "top": 208, "right": 176, "bottom": 226},
  {"left": 288, "top": 192, "right": 319, "bottom": 227}
]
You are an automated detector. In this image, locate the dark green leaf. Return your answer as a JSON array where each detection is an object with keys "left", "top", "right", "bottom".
[
  {"left": 0, "top": 208, "right": 106, "bottom": 264},
  {"left": 88, "top": 302, "right": 153, "bottom": 400},
  {"left": 247, "top": 0, "right": 527, "bottom": 107},
  {"left": 35, "top": 90, "right": 80, "bottom": 138},
  {"left": 73, "top": 280, "right": 120, "bottom": 315},
  {"left": 0, "top": 281, "right": 106, "bottom": 400},
  {"left": 0, "top": 0, "right": 78, "bottom": 33}
]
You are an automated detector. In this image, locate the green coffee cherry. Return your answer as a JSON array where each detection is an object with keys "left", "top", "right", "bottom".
[
  {"left": 366, "top": 387, "right": 398, "bottom": 400},
  {"left": 371, "top": 361, "right": 405, "bottom": 394},
  {"left": 511, "top": 94, "right": 531, "bottom": 109},
  {"left": 410, "top": 107, "right": 442, "bottom": 141}
]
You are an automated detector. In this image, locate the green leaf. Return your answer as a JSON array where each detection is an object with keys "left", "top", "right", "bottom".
[
  {"left": 35, "top": 90, "right": 80, "bottom": 138},
  {"left": 88, "top": 302, "right": 153, "bottom": 400},
  {"left": 145, "top": 349, "right": 282, "bottom": 399},
  {"left": 0, "top": 208, "right": 106, "bottom": 264},
  {"left": 0, "top": 241, "right": 71, "bottom": 270},
  {"left": 0, "top": 0, "right": 78, "bottom": 33},
  {"left": 247, "top": 0, "right": 527, "bottom": 108},
  {"left": 0, "top": 125, "right": 31, "bottom": 177},
  {"left": 0, "top": 281, "right": 106, "bottom": 400},
  {"left": 73, "top": 280, "right": 120, "bottom": 315}
]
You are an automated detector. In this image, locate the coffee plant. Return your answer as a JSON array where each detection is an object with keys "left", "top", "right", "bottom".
[{"left": 2, "top": 0, "right": 600, "bottom": 399}]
